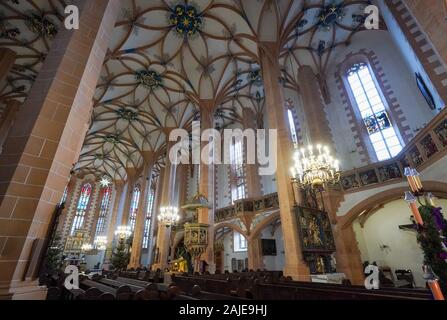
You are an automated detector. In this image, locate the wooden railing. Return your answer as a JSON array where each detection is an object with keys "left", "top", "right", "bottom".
[
  {"left": 339, "top": 109, "right": 447, "bottom": 193},
  {"left": 215, "top": 193, "right": 279, "bottom": 223}
]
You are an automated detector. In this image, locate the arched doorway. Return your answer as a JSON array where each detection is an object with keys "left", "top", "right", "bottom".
[
  {"left": 339, "top": 182, "right": 447, "bottom": 288},
  {"left": 248, "top": 211, "right": 284, "bottom": 271},
  {"left": 214, "top": 223, "right": 248, "bottom": 273}
]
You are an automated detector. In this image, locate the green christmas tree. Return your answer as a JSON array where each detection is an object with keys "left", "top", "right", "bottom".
[
  {"left": 112, "top": 237, "right": 130, "bottom": 270},
  {"left": 418, "top": 205, "right": 447, "bottom": 291},
  {"left": 45, "top": 232, "right": 64, "bottom": 274}
]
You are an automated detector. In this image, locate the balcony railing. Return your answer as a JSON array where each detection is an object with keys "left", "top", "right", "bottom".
[
  {"left": 213, "top": 110, "right": 447, "bottom": 213},
  {"left": 339, "top": 108, "right": 447, "bottom": 193},
  {"left": 215, "top": 193, "right": 279, "bottom": 223}
]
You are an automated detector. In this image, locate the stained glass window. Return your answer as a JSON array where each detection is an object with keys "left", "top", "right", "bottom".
[
  {"left": 129, "top": 185, "right": 141, "bottom": 232},
  {"left": 95, "top": 186, "right": 112, "bottom": 237},
  {"left": 346, "top": 63, "right": 403, "bottom": 161},
  {"left": 230, "top": 139, "right": 245, "bottom": 203},
  {"left": 70, "top": 183, "right": 92, "bottom": 235},
  {"left": 287, "top": 109, "right": 299, "bottom": 147},
  {"left": 60, "top": 185, "right": 68, "bottom": 205},
  {"left": 143, "top": 186, "right": 156, "bottom": 249},
  {"left": 233, "top": 232, "right": 247, "bottom": 252}
]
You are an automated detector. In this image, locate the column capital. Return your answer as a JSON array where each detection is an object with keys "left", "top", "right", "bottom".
[
  {"left": 125, "top": 167, "right": 139, "bottom": 181},
  {"left": 114, "top": 179, "right": 125, "bottom": 187},
  {"left": 142, "top": 150, "right": 156, "bottom": 166},
  {"left": 198, "top": 99, "right": 216, "bottom": 112},
  {"left": 0, "top": 48, "right": 16, "bottom": 90},
  {"left": 259, "top": 41, "right": 281, "bottom": 61}
]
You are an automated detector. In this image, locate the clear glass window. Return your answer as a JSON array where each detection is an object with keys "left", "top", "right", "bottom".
[{"left": 346, "top": 63, "right": 403, "bottom": 161}]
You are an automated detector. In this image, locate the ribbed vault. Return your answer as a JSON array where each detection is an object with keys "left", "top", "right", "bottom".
[{"left": 0, "top": 0, "right": 374, "bottom": 180}]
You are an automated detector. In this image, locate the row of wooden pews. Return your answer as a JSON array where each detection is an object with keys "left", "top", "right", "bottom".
[
  {"left": 59, "top": 274, "right": 196, "bottom": 300},
  {"left": 48, "top": 269, "right": 433, "bottom": 300},
  {"left": 171, "top": 272, "right": 433, "bottom": 300},
  {"left": 109, "top": 274, "right": 247, "bottom": 300},
  {"left": 103, "top": 269, "right": 164, "bottom": 283},
  {"left": 53, "top": 271, "right": 246, "bottom": 300}
]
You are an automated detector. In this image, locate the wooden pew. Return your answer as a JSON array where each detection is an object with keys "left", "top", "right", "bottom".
[
  {"left": 190, "top": 285, "right": 249, "bottom": 300},
  {"left": 64, "top": 287, "right": 86, "bottom": 300},
  {"left": 99, "top": 278, "right": 143, "bottom": 293},
  {"left": 81, "top": 279, "right": 133, "bottom": 300},
  {"left": 172, "top": 275, "right": 239, "bottom": 297},
  {"left": 46, "top": 287, "right": 61, "bottom": 300},
  {"left": 252, "top": 281, "right": 429, "bottom": 300},
  {"left": 271, "top": 278, "right": 431, "bottom": 300},
  {"left": 172, "top": 274, "right": 431, "bottom": 300}
]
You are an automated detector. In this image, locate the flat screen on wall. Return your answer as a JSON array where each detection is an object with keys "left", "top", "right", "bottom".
[
  {"left": 415, "top": 72, "right": 436, "bottom": 110},
  {"left": 261, "top": 239, "right": 277, "bottom": 256}
]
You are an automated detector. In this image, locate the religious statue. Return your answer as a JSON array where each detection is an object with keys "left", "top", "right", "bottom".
[{"left": 308, "top": 216, "right": 323, "bottom": 247}]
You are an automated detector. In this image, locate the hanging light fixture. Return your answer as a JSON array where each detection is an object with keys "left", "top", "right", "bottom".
[
  {"left": 94, "top": 236, "right": 107, "bottom": 250},
  {"left": 99, "top": 176, "right": 111, "bottom": 188},
  {"left": 158, "top": 206, "right": 180, "bottom": 227},
  {"left": 81, "top": 243, "right": 93, "bottom": 252},
  {"left": 290, "top": 144, "right": 341, "bottom": 188},
  {"left": 114, "top": 225, "right": 132, "bottom": 238}
]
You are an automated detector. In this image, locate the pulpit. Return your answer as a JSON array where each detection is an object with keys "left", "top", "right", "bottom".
[{"left": 184, "top": 223, "right": 209, "bottom": 272}]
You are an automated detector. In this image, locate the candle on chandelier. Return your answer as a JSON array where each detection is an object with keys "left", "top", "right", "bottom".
[
  {"left": 404, "top": 192, "right": 424, "bottom": 226},
  {"left": 412, "top": 168, "right": 423, "bottom": 191},
  {"left": 404, "top": 167, "right": 418, "bottom": 193},
  {"left": 426, "top": 193, "right": 436, "bottom": 207},
  {"left": 428, "top": 280, "right": 445, "bottom": 300}
]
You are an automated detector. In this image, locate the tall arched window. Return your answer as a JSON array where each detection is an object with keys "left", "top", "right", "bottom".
[
  {"left": 346, "top": 63, "right": 403, "bottom": 161},
  {"left": 95, "top": 186, "right": 112, "bottom": 237},
  {"left": 129, "top": 185, "right": 141, "bottom": 232},
  {"left": 287, "top": 109, "right": 299, "bottom": 147},
  {"left": 71, "top": 183, "right": 92, "bottom": 235},
  {"left": 233, "top": 232, "right": 247, "bottom": 252},
  {"left": 143, "top": 186, "right": 156, "bottom": 249},
  {"left": 230, "top": 139, "right": 245, "bottom": 203}
]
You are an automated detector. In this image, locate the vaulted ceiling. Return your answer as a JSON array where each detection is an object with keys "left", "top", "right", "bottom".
[{"left": 0, "top": 0, "right": 374, "bottom": 182}]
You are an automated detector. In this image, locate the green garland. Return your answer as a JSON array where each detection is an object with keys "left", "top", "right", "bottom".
[{"left": 417, "top": 205, "right": 447, "bottom": 291}]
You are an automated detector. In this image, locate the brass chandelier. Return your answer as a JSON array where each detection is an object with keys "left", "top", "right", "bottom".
[
  {"left": 290, "top": 144, "right": 341, "bottom": 188},
  {"left": 158, "top": 206, "right": 180, "bottom": 227}
]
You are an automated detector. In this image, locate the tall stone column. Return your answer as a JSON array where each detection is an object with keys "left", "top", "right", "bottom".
[
  {"left": 148, "top": 167, "right": 164, "bottom": 268},
  {"left": 322, "top": 191, "right": 364, "bottom": 284},
  {"left": 0, "top": 48, "right": 16, "bottom": 91},
  {"left": 178, "top": 164, "right": 188, "bottom": 209},
  {"left": 242, "top": 107, "right": 262, "bottom": 198},
  {"left": 0, "top": 0, "right": 120, "bottom": 300},
  {"left": 248, "top": 238, "right": 263, "bottom": 271},
  {"left": 0, "top": 101, "right": 20, "bottom": 154},
  {"left": 152, "top": 136, "right": 176, "bottom": 270},
  {"left": 103, "top": 181, "right": 124, "bottom": 267},
  {"left": 198, "top": 102, "right": 215, "bottom": 272},
  {"left": 334, "top": 225, "right": 365, "bottom": 285},
  {"left": 259, "top": 42, "right": 310, "bottom": 281},
  {"left": 298, "top": 65, "right": 363, "bottom": 282},
  {"left": 297, "top": 65, "right": 333, "bottom": 146},
  {"left": 128, "top": 152, "right": 155, "bottom": 269}
]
